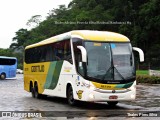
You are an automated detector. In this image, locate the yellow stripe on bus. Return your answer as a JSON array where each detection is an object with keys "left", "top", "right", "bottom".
[{"left": 92, "top": 81, "right": 125, "bottom": 90}]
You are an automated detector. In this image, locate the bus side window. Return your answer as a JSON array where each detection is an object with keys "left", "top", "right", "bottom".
[
  {"left": 54, "top": 42, "right": 62, "bottom": 60},
  {"left": 36, "top": 49, "right": 42, "bottom": 62},
  {"left": 46, "top": 46, "right": 53, "bottom": 61},
  {"left": 53, "top": 40, "right": 73, "bottom": 63},
  {"left": 63, "top": 40, "right": 72, "bottom": 64},
  {"left": 32, "top": 48, "right": 36, "bottom": 63},
  {"left": 40, "top": 46, "right": 46, "bottom": 62}
]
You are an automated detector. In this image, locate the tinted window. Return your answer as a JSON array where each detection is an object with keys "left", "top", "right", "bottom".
[
  {"left": 54, "top": 40, "right": 72, "bottom": 62},
  {"left": 0, "top": 58, "right": 16, "bottom": 65},
  {"left": 25, "top": 40, "right": 72, "bottom": 64}
]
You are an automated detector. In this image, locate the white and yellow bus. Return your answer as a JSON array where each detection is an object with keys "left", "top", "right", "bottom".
[{"left": 24, "top": 30, "right": 144, "bottom": 106}]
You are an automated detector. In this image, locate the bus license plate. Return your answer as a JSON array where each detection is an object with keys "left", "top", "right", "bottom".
[{"left": 109, "top": 95, "right": 118, "bottom": 99}]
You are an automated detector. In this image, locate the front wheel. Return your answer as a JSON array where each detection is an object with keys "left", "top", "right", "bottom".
[
  {"left": 107, "top": 101, "right": 118, "bottom": 106},
  {"left": 0, "top": 73, "right": 6, "bottom": 80},
  {"left": 67, "top": 86, "right": 76, "bottom": 105}
]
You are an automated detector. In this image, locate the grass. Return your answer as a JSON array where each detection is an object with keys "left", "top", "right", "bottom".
[{"left": 136, "top": 70, "right": 149, "bottom": 75}]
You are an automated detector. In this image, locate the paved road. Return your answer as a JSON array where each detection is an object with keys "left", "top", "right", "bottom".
[{"left": 0, "top": 74, "right": 160, "bottom": 119}]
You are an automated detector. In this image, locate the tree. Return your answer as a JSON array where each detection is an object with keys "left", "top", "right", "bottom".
[
  {"left": 26, "top": 15, "right": 42, "bottom": 29},
  {"left": 9, "top": 0, "right": 160, "bottom": 69},
  {"left": 11, "top": 29, "right": 30, "bottom": 48}
]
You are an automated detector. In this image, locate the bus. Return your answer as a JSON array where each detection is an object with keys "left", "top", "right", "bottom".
[
  {"left": 0, "top": 56, "right": 17, "bottom": 80},
  {"left": 24, "top": 30, "right": 144, "bottom": 106}
]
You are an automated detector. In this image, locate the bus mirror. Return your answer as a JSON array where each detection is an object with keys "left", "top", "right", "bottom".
[
  {"left": 133, "top": 47, "right": 144, "bottom": 62},
  {"left": 77, "top": 46, "right": 87, "bottom": 62}
]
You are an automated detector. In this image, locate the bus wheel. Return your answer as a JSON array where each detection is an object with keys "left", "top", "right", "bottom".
[
  {"left": 0, "top": 73, "right": 6, "bottom": 80},
  {"left": 34, "top": 84, "right": 41, "bottom": 99},
  {"left": 67, "top": 86, "right": 76, "bottom": 105},
  {"left": 107, "top": 101, "right": 118, "bottom": 106},
  {"left": 31, "top": 85, "right": 35, "bottom": 98}
]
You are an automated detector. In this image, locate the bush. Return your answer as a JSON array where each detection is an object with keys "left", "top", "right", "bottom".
[{"left": 136, "top": 75, "right": 160, "bottom": 84}]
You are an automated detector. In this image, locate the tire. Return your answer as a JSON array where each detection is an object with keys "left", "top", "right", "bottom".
[
  {"left": 34, "top": 84, "right": 41, "bottom": 99},
  {"left": 107, "top": 101, "right": 118, "bottom": 106},
  {"left": 0, "top": 73, "right": 6, "bottom": 80},
  {"left": 67, "top": 86, "right": 76, "bottom": 105},
  {"left": 31, "top": 86, "right": 35, "bottom": 98}
]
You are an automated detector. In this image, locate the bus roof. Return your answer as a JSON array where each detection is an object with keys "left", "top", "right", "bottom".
[
  {"left": 25, "top": 30, "right": 130, "bottom": 49},
  {"left": 0, "top": 56, "right": 17, "bottom": 59}
]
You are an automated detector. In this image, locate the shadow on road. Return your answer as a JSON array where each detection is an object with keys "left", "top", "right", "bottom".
[
  {"left": 24, "top": 95, "right": 144, "bottom": 118},
  {"left": 35, "top": 95, "right": 132, "bottom": 110}
]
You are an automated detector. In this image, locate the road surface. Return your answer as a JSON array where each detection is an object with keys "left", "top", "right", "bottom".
[{"left": 0, "top": 74, "right": 159, "bottom": 119}]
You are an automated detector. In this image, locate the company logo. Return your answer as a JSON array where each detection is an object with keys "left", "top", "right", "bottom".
[
  {"left": 31, "top": 65, "right": 44, "bottom": 72},
  {"left": 76, "top": 90, "right": 83, "bottom": 99},
  {"left": 1, "top": 112, "right": 42, "bottom": 118},
  {"left": 112, "top": 90, "right": 116, "bottom": 93}
]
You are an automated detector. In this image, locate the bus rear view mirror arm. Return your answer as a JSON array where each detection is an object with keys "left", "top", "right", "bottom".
[
  {"left": 133, "top": 47, "right": 144, "bottom": 62},
  {"left": 77, "top": 46, "right": 87, "bottom": 62}
]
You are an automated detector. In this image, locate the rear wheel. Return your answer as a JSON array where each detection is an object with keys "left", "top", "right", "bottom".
[
  {"left": 31, "top": 85, "right": 35, "bottom": 98},
  {"left": 34, "top": 83, "right": 42, "bottom": 99},
  {"left": 0, "top": 73, "right": 6, "bottom": 80},
  {"left": 67, "top": 86, "right": 76, "bottom": 105},
  {"left": 107, "top": 101, "right": 118, "bottom": 106}
]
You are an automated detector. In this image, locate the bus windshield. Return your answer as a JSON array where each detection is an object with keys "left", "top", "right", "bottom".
[{"left": 84, "top": 42, "right": 135, "bottom": 82}]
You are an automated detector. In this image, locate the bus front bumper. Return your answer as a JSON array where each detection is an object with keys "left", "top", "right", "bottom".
[{"left": 83, "top": 88, "right": 136, "bottom": 102}]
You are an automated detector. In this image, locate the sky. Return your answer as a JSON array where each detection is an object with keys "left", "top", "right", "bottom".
[{"left": 0, "top": 0, "right": 72, "bottom": 49}]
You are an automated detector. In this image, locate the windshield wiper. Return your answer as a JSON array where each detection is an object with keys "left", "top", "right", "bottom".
[
  {"left": 114, "top": 67, "right": 125, "bottom": 80},
  {"left": 102, "top": 66, "right": 125, "bottom": 81},
  {"left": 102, "top": 66, "right": 113, "bottom": 80}
]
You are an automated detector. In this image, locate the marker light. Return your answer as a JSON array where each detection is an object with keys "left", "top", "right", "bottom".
[
  {"left": 89, "top": 93, "right": 95, "bottom": 99},
  {"left": 82, "top": 82, "right": 96, "bottom": 90},
  {"left": 89, "top": 86, "right": 96, "bottom": 90}
]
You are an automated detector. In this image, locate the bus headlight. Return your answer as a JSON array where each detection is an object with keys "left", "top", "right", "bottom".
[{"left": 131, "top": 94, "right": 135, "bottom": 99}]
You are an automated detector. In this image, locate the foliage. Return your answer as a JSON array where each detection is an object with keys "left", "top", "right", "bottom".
[
  {"left": 26, "top": 15, "right": 42, "bottom": 28},
  {"left": 0, "top": 0, "right": 159, "bottom": 70},
  {"left": 0, "top": 48, "right": 13, "bottom": 56},
  {"left": 0, "top": 48, "right": 23, "bottom": 69},
  {"left": 10, "top": 0, "right": 160, "bottom": 52},
  {"left": 137, "top": 75, "right": 160, "bottom": 84}
]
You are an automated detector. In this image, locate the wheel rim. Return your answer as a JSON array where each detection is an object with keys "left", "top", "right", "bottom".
[{"left": 1, "top": 74, "right": 6, "bottom": 80}]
